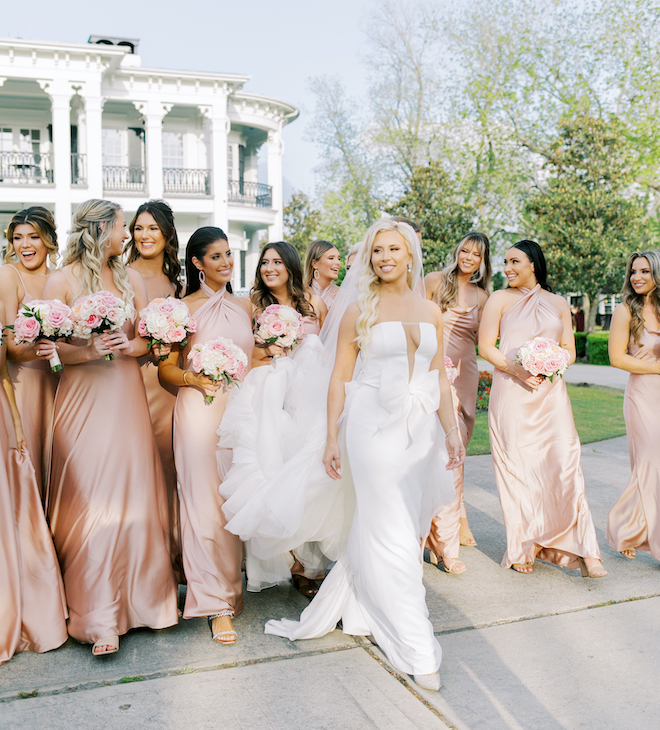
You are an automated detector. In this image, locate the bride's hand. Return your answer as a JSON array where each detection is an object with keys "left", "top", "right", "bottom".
[
  {"left": 323, "top": 440, "right": 342, "bottom": 480},
  {"left": 445, "top": 432, "right": 466, "bottom": 471}
]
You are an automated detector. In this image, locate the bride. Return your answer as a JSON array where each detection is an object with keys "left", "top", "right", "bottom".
[{"left": 264, "top": 218, "right": 464, "bottom": 691}]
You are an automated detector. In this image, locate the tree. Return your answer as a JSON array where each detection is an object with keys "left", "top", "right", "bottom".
[
  {"left": 387, "top": 160, "right": 477, "bottom": 273},
  {"left": 523, "top": 114, "right": 651, "bottom": 331},
  {"left": 282, "top": 192, "right": 321, "bottom": 256}
]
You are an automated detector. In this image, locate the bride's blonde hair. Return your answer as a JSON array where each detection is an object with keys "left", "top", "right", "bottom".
[
  {"left": 62, "top": 199, "right": 134, "bottom": 304},
  {"left": 355, "top": 218, "right": 419, "bottom": 350}
]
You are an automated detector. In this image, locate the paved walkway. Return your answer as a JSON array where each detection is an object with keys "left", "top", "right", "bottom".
[{"left": 2, "top": 376, "right": 655, "bottom": 729}]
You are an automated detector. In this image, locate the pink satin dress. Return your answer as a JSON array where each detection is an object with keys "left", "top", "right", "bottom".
[
  {"left": 302, "top": 315, "right": 321, "bottom": 337},
  {"left": 139, "top": 348, "right": 181, "bottom": 583},
  {"left": 311, "top": 280, "right": 339, "bottom": 308},
  {"left": 48, "top": 292, "right": 178, "bottom": 644},
  {"left": 5, "top": 265, "right": 57, "bottom": 502},
  {"left": 174, "top": 283, "right": 254, "bottom": 619},
  {"left": 489, "top": 285, "right": 601, "bottom": 569},
  {"left": 607, "top": 325, "right": 660, "bottom": 557},
  {"left": 427, "top": 288, "right": 479, "bottom": 558},
  {"left": 0, "top": 377, "right": 68, "bottom": 665}
]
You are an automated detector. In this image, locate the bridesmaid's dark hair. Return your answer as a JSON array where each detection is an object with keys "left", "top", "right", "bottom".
[
  {"left": 126, "top": 200, "right": 183, "bottom": 297},
  {"left": 185, "top": 226, "right": 233, "bottom": 296},
  {"left": 251, "top": 241, "right": 315, "bottom": 318},
  {"left": 512, "top": 240, "right": 552, "bottom": 292}
]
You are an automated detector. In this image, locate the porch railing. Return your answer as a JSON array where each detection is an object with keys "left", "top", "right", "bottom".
[
  {"left": 0, "top": 152, "right": 53, "bottom": 184},
  {"left": 228, "top": 179, "right": 272, "bottom": 208},
  {"left": 163, "top": 168, "right": 211, "bottom": 195},
  {"left": 103, "top": 165, "right": 146, "bottom": 193}
]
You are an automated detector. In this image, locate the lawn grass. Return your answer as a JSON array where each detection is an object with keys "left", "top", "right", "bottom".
[{"left": 467, "top": 383, "right": 626, "bottom": 456}]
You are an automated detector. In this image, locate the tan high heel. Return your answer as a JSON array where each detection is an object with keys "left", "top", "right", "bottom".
[
  {"left": 621, "top": 549, "right": 636, "bottom": 560},
  {"left": 428, "top": 550, "right": 466, "bottom": 574},
  {"left": 578, "top": 557, "right": 607, "bottom": 578},
  {"left": 459, "top": 518, "right": 477, "bottom": 547},
  {"left": 92, "top": 635, "right": 119, "bottom": 656},
  {"left": 511, "top": 562, "right": 533, "bottom": 573}
]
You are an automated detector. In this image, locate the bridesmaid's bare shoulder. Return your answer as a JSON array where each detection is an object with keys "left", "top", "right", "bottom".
[
  {"left": 543, "top": 290, "right": 570, "bottom": 315},
  {"left": 424, "top": 271, "right": 443, "bottom": 300},
  {"left": 0, "top": 264, "right": 21, "bottom": 292},
  {"left": 477, "top": 287, "right": 489, "bottom": 307},
  {"left": 228, "top": 292, "right": 253, "bottom": 318}
]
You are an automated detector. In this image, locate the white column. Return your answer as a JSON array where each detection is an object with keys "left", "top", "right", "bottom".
[
  {"left": 267, "top": 125, "right": 284, "bottom": 240},
  {"left": 201, "top": 98, "right": 229, "bottom": 233},
  {"left": 145, "top": 102, "right": 171, "bottom": 200},
  {"left": 50, "top": 90, "right": 74, "bottom": 245},
  {"left": 85, "top": 95, "right": 104, "bottom": 198}
]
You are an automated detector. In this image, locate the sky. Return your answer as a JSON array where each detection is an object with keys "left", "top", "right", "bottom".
[{"left": 2, "top": 0, "right": 378, "bottom": 201}]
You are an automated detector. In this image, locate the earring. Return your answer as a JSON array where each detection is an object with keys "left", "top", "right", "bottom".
[
  {"left": 408, "top": 263, "right": 412, "bottom": 272},
  {"left": 199, "top": 270, "right": 205, "bottom": 283},
  {"left": 313, "top": 269, "right": 320, "bottom": 280}
]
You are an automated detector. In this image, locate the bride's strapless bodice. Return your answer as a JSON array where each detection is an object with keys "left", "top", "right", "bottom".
[{"left": 349, "top": 322, "right": 440, "bottom": 440}]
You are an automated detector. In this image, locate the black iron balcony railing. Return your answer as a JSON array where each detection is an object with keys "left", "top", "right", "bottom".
[
  {"left": 0, "top": 151, "right": 53, "bottom": 184},
  {"left": 71, "top": 153, "right": 86, "bottom": 186},
  {"left": 103, "top": 165, "right": 146, "bottom": 193},
  {"left": 163, "top": 168, "right": 211, "bottom": 195},
  {"left": 228, "top": 179, "right": 272, "bottom": 208}
]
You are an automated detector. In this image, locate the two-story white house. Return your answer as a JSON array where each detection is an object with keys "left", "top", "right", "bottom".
[{"left": 0, "top": 35, "right": 298, "bottom": 290}]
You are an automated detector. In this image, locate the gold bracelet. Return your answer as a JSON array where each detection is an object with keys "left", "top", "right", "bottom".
[{"left": 183, "top": 371, "right": 190, "bottom": 386}]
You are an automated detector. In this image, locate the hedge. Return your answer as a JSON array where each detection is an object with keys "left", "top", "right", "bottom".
[
  {"left": 587, "top": 332, "right": 610, "bottom": 365},
  {"left": 575, "top": 332, "right": 587, "bottom": 359}
]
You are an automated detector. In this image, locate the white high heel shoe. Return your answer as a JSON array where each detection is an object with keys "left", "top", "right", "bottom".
[{"left": 413, "top": 672, "right": 441, "bottom": 691}]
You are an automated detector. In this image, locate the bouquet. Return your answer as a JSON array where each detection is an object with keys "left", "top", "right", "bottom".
[
  {"left": 12, "top": 299, "right": 74, "bottom": 372},
  {"left": 254, "top": 304, "right": 304, "bottom": 353},
  {"left": 515, "top": 337, "right": 571, "bottom": 383},
  {"left": 137, "top": 297, "right": 197, "bottom": 360},
  {"left": 187, "top": 337, "right": 248, "bottom": 404},
  {"left": 444, "top": 356, "right": 458, "bottom": 385},
  {"left": 71, "top": 291, "right": 134, "bottom": 360}
]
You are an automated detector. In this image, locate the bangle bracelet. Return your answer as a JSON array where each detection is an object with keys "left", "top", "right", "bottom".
[
  {"left": 445, "top": 426, "right": 458, "bottom": 439},
  {"left": 183, "top": 371, "right": 190, "bottom": 386}
]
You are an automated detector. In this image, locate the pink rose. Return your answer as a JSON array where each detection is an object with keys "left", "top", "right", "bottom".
[
  {"left": 167, "top": 326, "right": 186, "bottom": 342},
  {"left": 15, "top": 316, "right": 41, "bottom": 342},
  {"left": 45, "top": 308, "right": 66, "bottom": 328},
  {"left": 85, "top": 313, "right": 102, "bottom": 329},
  {"left": 191, "top": 352, "right": 203, "bottom": 371},
  {"left": 158, "top": 300, "right": 175, "bottom": 315},
  {"left": 546, "top": 359, "right": 561, "bottom": 372},
  {"left": 532, "top": 359, "right": 545, "bottom": 373},
  {"left": 187, "top": 317, "right": 197, "bottom": 333},
  {"left": 268, "top": 319, "right": 286, "bottom": 337},
  {"left": 138, "top": 319, "right": 148, "bottom": 337}
]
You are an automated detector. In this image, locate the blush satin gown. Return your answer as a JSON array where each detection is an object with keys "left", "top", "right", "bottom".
[
  {"left": 217, "top": 315, "right": 353, "bottom": 592},
  {"left": 0, "top": 372, "right": 68, "bottom": 665},
  {"left": 607, "top": 325, "right": 660, "bottom": 557},
  {"left": 139, "top": 346, "right": 181, "bottom": 583},
  {"left": 311, "top": 279, "right": 339, "bottom": 308},
  {"left": 427, "top": 287, "right": 479, "bottom": 558},
  {"left": 173, "top": 282, "right": 254, "bottom": 619},
  {"left": 5, "top": 265, "right": 57, "bottom": 502},
  {"left": 266, "top": 321, "right": 454, "bottom": 677},
  {"left": 48, "top": 291, "right": 178, "bottom": 644},
  {"left": 489, "top": 285, "right": 601, "bottom": 569}
]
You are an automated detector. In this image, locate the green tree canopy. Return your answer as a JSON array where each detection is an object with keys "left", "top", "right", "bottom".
[
  {"left": 387, "top": 160, "right": 477, "bottom": 273},
  {"left": 523, "top": 114, "right": 652, "bottom": 330},
  {"left": 282, "top": 192, "right": 322, "bottom": 256}
]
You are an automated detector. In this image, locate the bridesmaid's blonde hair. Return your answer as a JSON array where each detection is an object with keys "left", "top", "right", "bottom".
[
  {"left": 355, "top": 219, "right": 419, "bottom": 350},
  {"left": 622, "top": 250, "right": 660, "bottom": 344},
  {"left": 62, "top": 199, "right": 134, "bottom": 304},
  {"left": 436, "top": 232, "right": 491, "bottom": 312}
]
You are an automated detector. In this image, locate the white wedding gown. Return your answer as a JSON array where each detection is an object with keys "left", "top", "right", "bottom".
[{"left": 265, "top": 321, "right": 453, "bottom": 677}]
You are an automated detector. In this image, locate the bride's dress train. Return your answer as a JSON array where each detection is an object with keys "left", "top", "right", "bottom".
[
  {"left": 265, "top": 321, "right": 454, "bottom": 676},
  {"left": 217, "top": 334, "right": 355, "bottom": 591}
]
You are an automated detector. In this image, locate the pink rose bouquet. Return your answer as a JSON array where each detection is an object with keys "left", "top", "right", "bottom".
[
  {"left": 515, "top": 336, "right": 571, "bottom": 383},
  {"left": 137, "top": 297, "right": 197, "bottom": 360},
  {"left": 187, "top": 337, "right": 248, "bottom": 404},
  {"left": 254, "top": 304, "right": 304, "bottom": 353},
  {"left": 444, "top": 356, "right": 458, "bottom": 385},
  {"left": 12, "top": 299, "right": 74, "bottom": 372},
  {"left": 71, "top": 291, "right": 134, "bottom": 360}
]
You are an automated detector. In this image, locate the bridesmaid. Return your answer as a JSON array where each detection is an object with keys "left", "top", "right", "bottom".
[
  {"left": 0, "top": 207, "right": 59, "bottom": 500},
  {"left": 126, "top": 200, "right": 183, "bottom": 583},
  {"left": 607, "top": 250, "right": 660, "bottom": 560},
  {"left": 0, "top": 300, "right": 68, "bottom": 665},
  {"left": 303, "top": 240, "right": 341, "bottom": 307},
  {"left": 424, "top": 232, "right": 491, "bottom": 572},
  {"left": 253, "top": 241, "right": 327, "bottom": 364},
  {"left": 158, "top": 227, "right": 253, "bottom": 645},
  {"left": 479, "top": 240, "right": 606, "bottom": 577},
  {"left": 43, "top": 199, "right": 178, "bottom": 656}
]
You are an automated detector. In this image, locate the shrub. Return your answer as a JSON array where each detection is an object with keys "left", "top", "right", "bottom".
[
  {"left": 575, "top": 331, "right": 587, "bottom": 359},
  {"left": 587, "top": 332, "right": 610, "bottom": 365},
  {"left": 476, "top": 370, "right": 492, "bottom": 411}
]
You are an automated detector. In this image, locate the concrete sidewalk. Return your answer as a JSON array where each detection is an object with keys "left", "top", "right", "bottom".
[
  {"left": 2, "top": 437, "right": 657, "bottom": 726},
  {"left": 477, "top": 359, "right": 629, "bottom": 390}
]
